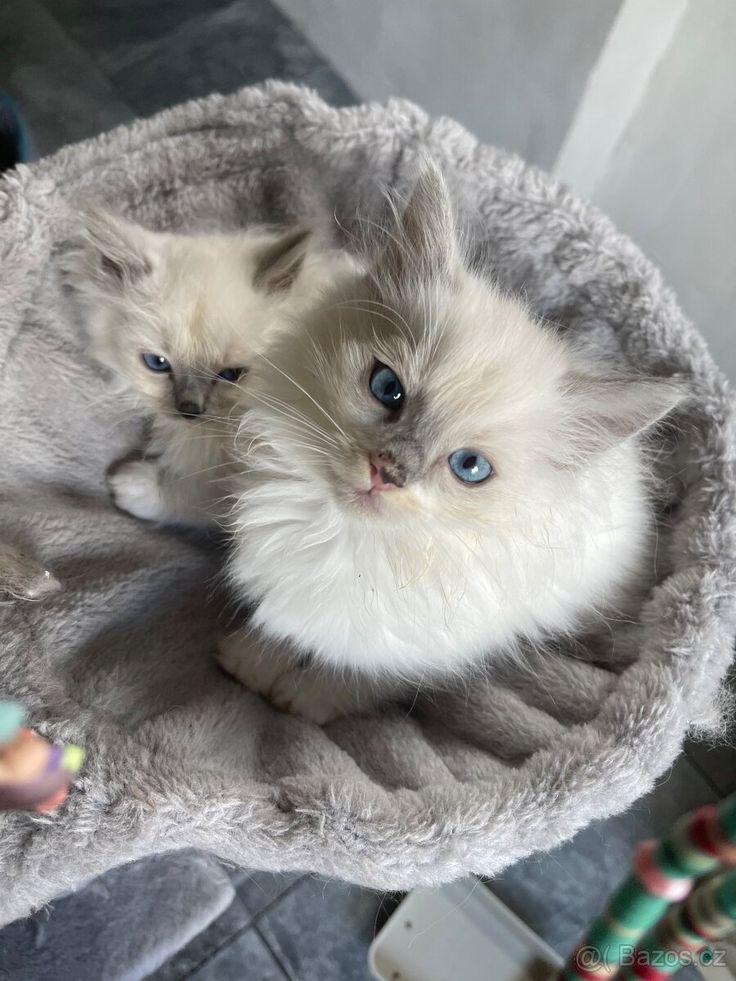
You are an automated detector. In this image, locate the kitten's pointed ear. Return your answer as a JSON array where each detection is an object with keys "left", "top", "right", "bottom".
[
  {"left": 376, "top": 163, "right": 460, "bottom": 287},
  {"left": 79, "top": 208, "right": 156, "bottom": 286},
  {"left": 253, "top": 227, "right": 312, "bottom": 293},
  {"left": 561, "top": 374, "right": 687, "bottom": 459}
]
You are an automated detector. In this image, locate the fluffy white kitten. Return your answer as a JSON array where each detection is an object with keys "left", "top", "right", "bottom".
[
  {"left": 218, "top": 165, "right": 685, "bottom": 723},
  {"left": 67, "top": 210, "right": 346, "bottom": 524}
]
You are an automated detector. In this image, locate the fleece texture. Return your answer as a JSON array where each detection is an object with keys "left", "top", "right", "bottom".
[{"left": 0, "top": 82, "right": 734, "bottom": 925}]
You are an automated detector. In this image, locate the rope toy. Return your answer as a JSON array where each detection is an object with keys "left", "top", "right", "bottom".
[{"left": 562, "top": 793, "right": 736, "bottom": 979}]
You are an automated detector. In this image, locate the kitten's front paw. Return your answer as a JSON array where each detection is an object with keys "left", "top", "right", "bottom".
[
  {"left": 216, "top": 633, "right": 348, "bottom": 724},
  {"left": 270, "top": 670, "right": 351, "bottom": 725},
  {"left": 108, "top": 460, "right": 165, "bottom": 522},
  {"left": 216, "top": 632, "right": 285, "bottom": 694}
]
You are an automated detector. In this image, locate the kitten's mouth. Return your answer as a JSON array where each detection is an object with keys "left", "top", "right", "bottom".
[
  {"left": 349, "top": 460, "right": 404, "bottom": 514},
  {"left": 352, "top": 487, "right": 390, "bottom": 514},
  {"left": 333, "top": 453, "right": 415, "bottom": 518}
]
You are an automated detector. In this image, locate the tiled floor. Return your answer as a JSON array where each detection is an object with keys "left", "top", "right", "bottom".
[
  {"left": 163, "top": 872, "right": 393, "bottom": 981},
  {"left": 0, "top": 0, "right": 353, "bottom": 157},
  {"left": 2, "top": 3, "right": 735, "bottom": 979}
]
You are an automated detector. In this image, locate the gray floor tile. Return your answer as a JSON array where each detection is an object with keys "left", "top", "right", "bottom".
[
  {"left": 44, "top": 0, "right": 237, "bottom": 52},
  {"left": 488, "top": 753, "right": 718, "bottom": 961},
  {"left": 256, "top": 876, "right": 384, "bottom": 981},
  {"left": 3, "top": 0, "right": 352, "bottom": 159},
  {"left": 45, "top": 0, "right": 354, "bottom": 120},
  {"left": 685, "top": 667, "right": 736, "bottom": 797},
  {"left": 148, "top": 896, "right": 253, "bottom": 981},
  {"left": 1, "top": 0, "right": 135, "bottom": 156},
  {"left": 188, "top": 927, "right": 288, "bottom": 980},
  {"left": 225, "top": 868, "right": 306, "bottom": 919},
  {"left": 686, "top": 738, "right": 736, "bottom": 797}
]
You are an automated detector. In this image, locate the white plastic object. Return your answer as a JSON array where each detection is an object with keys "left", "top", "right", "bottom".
[{"left": 368, "top": 878, "right": 562, "bottom": 981}]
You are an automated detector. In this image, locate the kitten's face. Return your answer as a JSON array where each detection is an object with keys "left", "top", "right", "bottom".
[
  {"left": 103, "top": 261, "right": 254, "bottom": 423},
  {"left": 68, "top": 214, "right": 311, "bottom": 424},
  {"left": 242, "top": 168, "right": 683, "bottom": 538},
  {"left": 248, "top": 272, "right": 570, "bottom": 531}
]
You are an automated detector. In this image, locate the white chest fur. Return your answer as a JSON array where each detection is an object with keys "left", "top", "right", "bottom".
[{"left": 228, "top": 446, "right": 651, "bottom": 680}]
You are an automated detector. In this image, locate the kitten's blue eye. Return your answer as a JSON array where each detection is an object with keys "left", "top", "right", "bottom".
[
  {"left": 448, "top": 449, "right": 493, "bottom": 485},
  {"left": 369, "top": 363, "right": 404, "bottom": 409},
  {"left": 219, "top": 367, "right": 245, "bottom": 383},
  {"left": 141, "top": 353, "right": 171, "bottom": 373}
]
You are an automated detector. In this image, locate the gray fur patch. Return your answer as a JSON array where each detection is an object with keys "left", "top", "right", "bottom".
[{"left": 172, "top": 371, "right": 215, "bottom": 415}]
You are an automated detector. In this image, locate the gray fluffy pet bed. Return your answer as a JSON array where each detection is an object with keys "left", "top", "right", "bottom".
[{"left": 1, "top": 82, "right": 735, "bottom": 926}]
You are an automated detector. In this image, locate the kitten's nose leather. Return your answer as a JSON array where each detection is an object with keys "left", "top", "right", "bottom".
[
  {"left": 177, "top": 401, "right": 203, "bottom": 419},
  {"left": 369, "top": 455, "right": 405, "bottom": 490}
]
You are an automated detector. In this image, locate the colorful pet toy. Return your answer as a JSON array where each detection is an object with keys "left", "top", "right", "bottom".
[
  {"left": 0, "top": 700, "right": 84, "bottom": 812},
  {"left": 561, "top": 792, "right": 736, "bottom": 979}
]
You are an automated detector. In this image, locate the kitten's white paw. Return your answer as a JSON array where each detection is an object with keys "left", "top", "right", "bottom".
[
  {"left": 215, "top": 633, "right": 285, "bottom": 694},
  {"left": 108, "top": 460, "right": 166, "bottom": 521},
  {"left": 269, "top": 669, "right": 348, "bottom": 725},
  {"left": 216, "top": 633, "right": 347, "bottom": 724}
]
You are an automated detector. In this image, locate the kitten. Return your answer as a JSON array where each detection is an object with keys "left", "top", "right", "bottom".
[
  {"left": 217, "top": 165, "right": 685, "bottom": 724},
  {"left": 66, "top": 210, "right": 347, "bottom": 525}
]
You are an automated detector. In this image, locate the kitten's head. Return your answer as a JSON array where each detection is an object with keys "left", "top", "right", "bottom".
[
  {"left": 241, "top": 165, "right": 684, "bottom": 541},
  {"left": 66, "top": 210, "right": 312, "bottom": 422}
]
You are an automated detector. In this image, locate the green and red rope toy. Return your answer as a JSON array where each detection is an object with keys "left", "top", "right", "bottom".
[{"left": 561, "top": 793, "right": 736, "bottom": 980}]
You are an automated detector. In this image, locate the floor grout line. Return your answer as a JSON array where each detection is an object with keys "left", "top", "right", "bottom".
[
  {"left": 175, "top": 875, "right": 307, "bottom": 979},
  {"left": 683, "top": 743, "right": 731, "bottom": 799},
  {"left": 173, "top": 903, "right": 252, "bottom": 980},
  {"left": 253, "top": 922, "right": 294, "bottom": 980},
  {"left": 247, "top": 875, "right": 308, "bottom": 925}
]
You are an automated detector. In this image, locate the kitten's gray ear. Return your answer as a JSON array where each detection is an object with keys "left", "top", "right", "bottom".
[
  {"left": 79, "top": 208, "right": 156, "bottom": 286},
  {"left": 561, "top": 374, "right": 687, "bottom": 458},
  {"left": 376, "top": 163, "right": 459, "bottom": 286},
  {"left": 253, "top": 227, "right": 312, "bottom": 293}
]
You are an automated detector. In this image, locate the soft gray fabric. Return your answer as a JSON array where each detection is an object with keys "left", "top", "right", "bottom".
[
  {"left": 0, "top": 81, "right": 734, "bottom": 926},
  {"left": 0, "top": 851, "right": 234, "bottom": 979}
]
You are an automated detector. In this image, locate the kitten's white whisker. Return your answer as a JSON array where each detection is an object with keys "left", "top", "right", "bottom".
[
  {"left": 246, "top": 391, "right": 339, "bottom": 449},
  {"left": 176, "top": 461, "right": 234, "bottom": 480},
  {"left": 348, "top": 296, "right": 414, "bottom": 338},
  {"left": 251, "top": 351, "right": 349, "bottom": 440},
  {"left": 335, "top": 297, "right": 415, "bottom": 349},
  {"left": 337, "top": 302, "right": 415, "bottom": 349}
]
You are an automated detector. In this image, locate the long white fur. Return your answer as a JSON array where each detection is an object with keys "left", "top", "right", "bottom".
[{"left": 222, "top": 166, "right": 685, "bottom": 717}]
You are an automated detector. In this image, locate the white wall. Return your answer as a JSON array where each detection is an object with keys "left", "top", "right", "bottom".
[
  {"left": 278, "top": 0, "right": 734, "bottom": 380},
  {"left": 556, "top": 0, "right": 736, "bottom": 380},
  {"left": 273, "top": 0, "right": 621, "bottom": 169}
]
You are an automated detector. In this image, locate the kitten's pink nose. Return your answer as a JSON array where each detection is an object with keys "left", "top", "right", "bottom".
[{"left": 369, "top": 455, "right": 403, "bottom": 491}]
